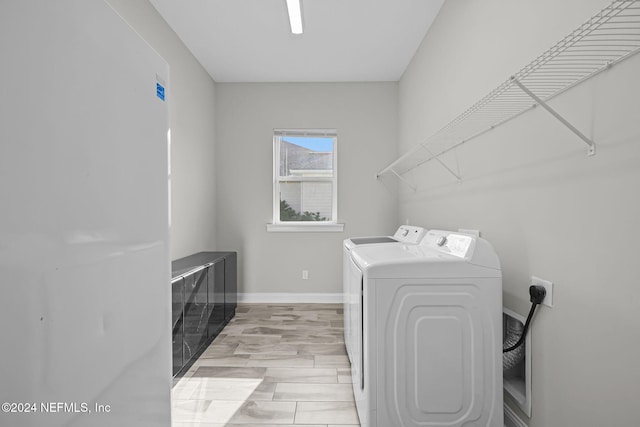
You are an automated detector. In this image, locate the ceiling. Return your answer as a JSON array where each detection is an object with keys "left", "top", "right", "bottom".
[{"left": 148, "top": 0, "right": 445, "bottom": 83}]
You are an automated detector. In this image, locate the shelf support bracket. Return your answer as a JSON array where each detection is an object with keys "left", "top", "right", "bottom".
[
  {"left": 390, "top": 169, "right": 417, "bottom": 192},
  {"left": 512, "top": 77, "right": 596, "bottom": 156},
  {"left": 424, "top": 146, "right": 462, "bottom": 182}
]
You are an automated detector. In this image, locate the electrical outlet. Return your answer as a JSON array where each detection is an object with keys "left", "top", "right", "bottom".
[
  {"left": 531, "top": 276, "right": 553, "bottom": 307},
  {"left": 302, "top": 270, "right": 309, "bottom": 280}
]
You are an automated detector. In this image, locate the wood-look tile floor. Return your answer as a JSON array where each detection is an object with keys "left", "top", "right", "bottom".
[{"left": 172, "top": 304, "right": 360, "bottom": 427}]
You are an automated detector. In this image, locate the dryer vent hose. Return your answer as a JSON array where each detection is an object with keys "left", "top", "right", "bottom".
[
  {"left": 502, "top": 285, "right": 546, "bottom": 371},
  {"left": 503, "top": 317, "right": 525, "bottom": 372}
]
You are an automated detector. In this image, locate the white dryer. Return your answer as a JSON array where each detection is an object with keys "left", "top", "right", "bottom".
[
  {"left": 343, "top": 226, "right": 426, "bottom": 364},
  {"left": 347, "top": 230, "right": 503, "bottom": 427}
]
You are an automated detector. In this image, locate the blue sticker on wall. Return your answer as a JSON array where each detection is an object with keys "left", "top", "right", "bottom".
[{"left": 156, "top": 82, "right": 165, "bottom": 101}]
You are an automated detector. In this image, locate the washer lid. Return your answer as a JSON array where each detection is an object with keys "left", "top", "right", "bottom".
[{"left": 349, "top": 236, "right": 398, "bottom": 245}]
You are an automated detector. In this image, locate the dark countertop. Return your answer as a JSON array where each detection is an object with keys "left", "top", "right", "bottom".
[{"left": 171, "top": 251, "right": 236, "bottom": 279}]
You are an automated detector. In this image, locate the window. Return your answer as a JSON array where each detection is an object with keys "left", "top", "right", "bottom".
[{"left": 268, "top": 129, "right": 343, "bottom": 232}]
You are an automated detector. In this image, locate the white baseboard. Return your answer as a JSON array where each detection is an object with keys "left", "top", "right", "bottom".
[
  {"left": 237, "top": 293, "right": 343, "bottom": 304},
  {"left": 504, "top": 403, "right": 528, "bottom": 427}
]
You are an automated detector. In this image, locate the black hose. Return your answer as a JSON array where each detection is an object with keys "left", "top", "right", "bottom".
[{"left": 503, "top": 302, "right": 538, "bottom": 353}]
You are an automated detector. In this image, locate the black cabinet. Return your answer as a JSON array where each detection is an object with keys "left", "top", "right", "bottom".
[
  {"left": 171, "top": 252, "right": 237, "bottom": 380},
  {"left": 171, "top": 276, "right": 184, "bottom": 377},
  {"left": 182, "top": 267, "right": 209, "bottom": 363},
  {"left": 222, "top": 253, "right": 237, "bottom": 323},
  {"left": 208, "top": 259, "right": 225, "bottom": 339}
]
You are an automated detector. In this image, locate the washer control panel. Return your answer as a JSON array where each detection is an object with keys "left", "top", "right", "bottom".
[
  {"left": 393, "top": 225, "right": 427, "bottom": 244},
  {"left": 422, "top": 230, "right": 475, "bottom": 258}
]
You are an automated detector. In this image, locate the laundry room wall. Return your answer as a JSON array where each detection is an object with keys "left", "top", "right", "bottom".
[
  {"left": 397, "top": 0, "right": 639, "bottom": 426},
  {"left": 215, "top": 83, "right": 398, "bottom": 299},
  {"left": 106, "top": 0, "right": 218, "bottom": 260}
]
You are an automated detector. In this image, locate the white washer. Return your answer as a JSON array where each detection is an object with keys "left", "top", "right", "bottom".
[
  {"left": 347, "top": 230, "right": 503, "bottom": 427},
  {"left": 343, "top": 226, "right": 426, "bottom": 364},
  {"left": 344, "top": 225, "right": 426, "bottom": 252}
]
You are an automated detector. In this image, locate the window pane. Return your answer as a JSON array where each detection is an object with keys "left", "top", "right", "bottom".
[
  {"left": 279, "top": 181, "right": 333, "bottom": 222},
  {"left": 279, "top": 136, "right": 333, "bottom": 177}
]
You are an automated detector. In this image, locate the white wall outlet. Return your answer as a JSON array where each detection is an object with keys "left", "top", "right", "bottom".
[
  {"left": 302, "top": 270, "right": 309, "bottom": 280},
  {"left": 531, "top": 276, "right": 553, "bottom": 307}
]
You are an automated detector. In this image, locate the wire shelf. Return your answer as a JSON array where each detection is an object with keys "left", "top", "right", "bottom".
[{"left": 378, "top": 0, "right": 640, "bottom": 184}]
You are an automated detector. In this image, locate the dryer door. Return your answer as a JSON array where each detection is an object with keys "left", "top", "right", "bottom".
[{"left": 375, "top": 278, "right": 502, "bottom": 427}]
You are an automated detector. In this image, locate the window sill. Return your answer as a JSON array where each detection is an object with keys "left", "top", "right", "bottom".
[{"left": 266, "top": 223, "right": 345, "bottom": 233}]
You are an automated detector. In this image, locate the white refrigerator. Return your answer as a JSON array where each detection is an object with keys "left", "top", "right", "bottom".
[{"left": 0, "top": 1, "right": 172, "bottom": 426}]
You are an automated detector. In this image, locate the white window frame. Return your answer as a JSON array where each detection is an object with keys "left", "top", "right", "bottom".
[{"left": 267, "top": 129, "right": 344, "bottom": 232}]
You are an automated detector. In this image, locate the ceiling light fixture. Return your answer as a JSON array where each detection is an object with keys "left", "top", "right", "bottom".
[{"left": 286, "top": 0, "right": 303, "bottom": 34}]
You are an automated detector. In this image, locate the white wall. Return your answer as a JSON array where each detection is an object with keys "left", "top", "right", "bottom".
[
  {"left": 398, "top": 0, "right": 640, "bottom": 425},
  {"left": 106, "top": 0, "right": 217, "bottom": 260},
  {"left": 215, "top": 83, "right": 398, "bottom": 297}
]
